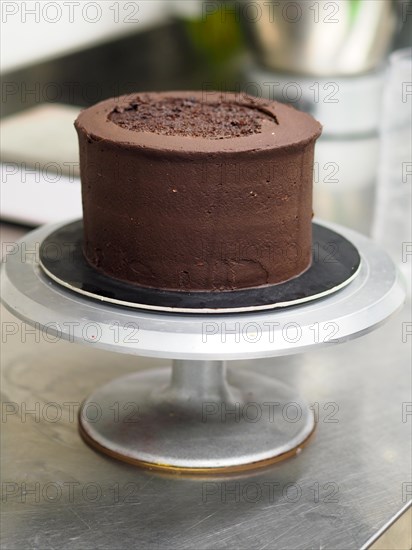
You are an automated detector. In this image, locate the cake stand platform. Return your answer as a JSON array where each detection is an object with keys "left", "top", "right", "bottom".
[{"left": 1, "top": 220, "right": 405, "bottom": 473}]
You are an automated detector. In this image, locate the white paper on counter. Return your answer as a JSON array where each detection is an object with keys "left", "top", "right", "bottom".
[{"left": 1, "top": 163, "right": 82, "bottom": 226}]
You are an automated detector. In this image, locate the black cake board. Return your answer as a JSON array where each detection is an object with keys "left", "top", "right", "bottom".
[{"left": 39, "top": 220, "right": 361, "bottom": 314}]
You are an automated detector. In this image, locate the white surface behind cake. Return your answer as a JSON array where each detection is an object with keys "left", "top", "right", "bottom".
[{"left": 1, "top": 104, "right": 82, "bottom": 225}]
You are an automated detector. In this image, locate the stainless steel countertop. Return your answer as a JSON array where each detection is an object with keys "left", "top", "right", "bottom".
[{"left": 1, "top": 223, "right": 411, "bottom": 549}]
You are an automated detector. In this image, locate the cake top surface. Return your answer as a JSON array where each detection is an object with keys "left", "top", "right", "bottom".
[
  {"left": 109, "top": 96, "right": 277, "bottom": 139},
  {"left": 75, "top": 91, "right": 322, "bottom": 154}
]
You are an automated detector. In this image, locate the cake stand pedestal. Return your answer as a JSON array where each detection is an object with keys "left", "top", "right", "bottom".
[
  {"left": 1, "top": 220, "right": 405, "bottom": 473},
  {"left": 78, "top": 360, "right": 316, "bottom": 472}
]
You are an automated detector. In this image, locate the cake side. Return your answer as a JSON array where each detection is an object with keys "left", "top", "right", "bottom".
[{"left": 75, "top": 91, "right": 321, "bottom": 291}]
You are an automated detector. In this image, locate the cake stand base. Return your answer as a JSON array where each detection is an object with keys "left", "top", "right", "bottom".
[{"left": 79, "top": 360, "right": 315, "bottom": 473}]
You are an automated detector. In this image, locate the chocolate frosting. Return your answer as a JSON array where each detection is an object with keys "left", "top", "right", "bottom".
[{"left": 75, "top": 91, "right": 322, "bottom": 291}]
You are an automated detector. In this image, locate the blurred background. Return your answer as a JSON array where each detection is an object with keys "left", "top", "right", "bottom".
[{"left": 1, "top": 0, "right": 411, "bottom": 285}]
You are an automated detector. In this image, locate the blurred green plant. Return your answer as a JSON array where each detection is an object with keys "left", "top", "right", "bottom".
[
  {"left": 349, "top": 0, "right": 362, "bottom": 24},
  {"left": 182, "top": 1, "right": 245, "bottom": 67}
]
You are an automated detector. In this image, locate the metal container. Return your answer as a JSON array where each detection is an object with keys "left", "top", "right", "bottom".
[{"left": 239, "top": 0, "right": 403, "bottom": 76}]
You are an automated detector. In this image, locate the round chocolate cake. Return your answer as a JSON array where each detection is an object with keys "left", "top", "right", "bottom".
[{"left": 75, "top": 91, "right": 322, "bottom": 291}]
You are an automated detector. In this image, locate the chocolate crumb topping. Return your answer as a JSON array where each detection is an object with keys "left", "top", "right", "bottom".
[{"left": 109, "top": 96, "right": 278, "bottom": 139}]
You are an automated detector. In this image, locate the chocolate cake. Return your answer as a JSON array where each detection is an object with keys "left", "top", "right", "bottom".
[{"left": 75, "top": 91, "right": 322, "bottom": 291}]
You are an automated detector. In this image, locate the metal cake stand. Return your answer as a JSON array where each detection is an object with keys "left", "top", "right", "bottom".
[{"left": 1, "top": 219, "right": 405, "bottom": 473}]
